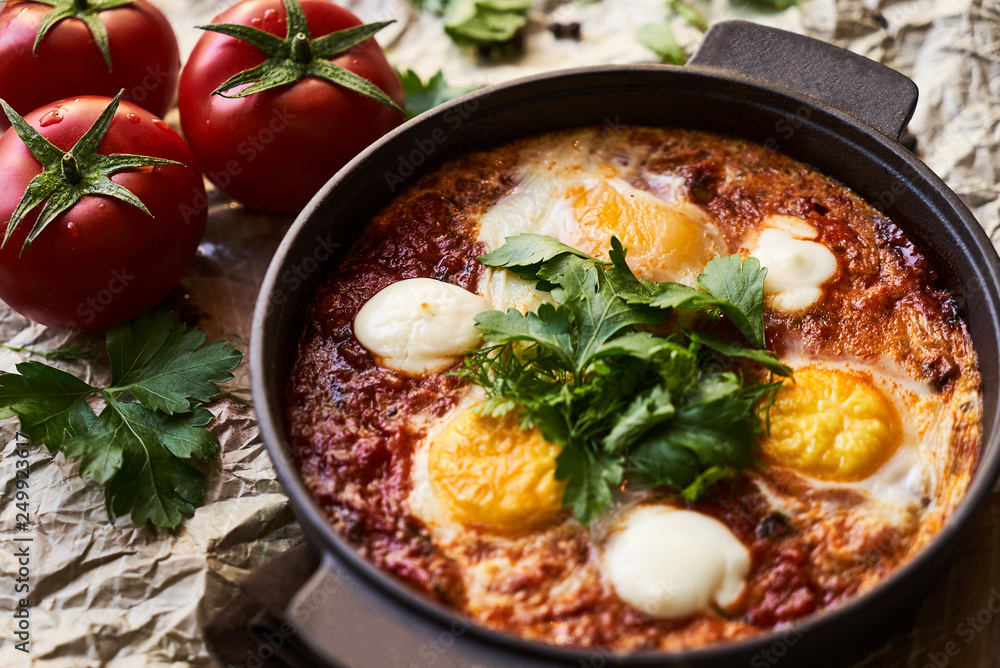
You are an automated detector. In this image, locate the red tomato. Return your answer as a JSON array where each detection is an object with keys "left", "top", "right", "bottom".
[
  {"left": 178, "top": 0, "right": 405, "bottom": 214},
  {"left": 0, "top": 0, "right": 180, "bottom": 132},
  {"left": 0, "top": 96, "right": 207, "bottom": 332}
]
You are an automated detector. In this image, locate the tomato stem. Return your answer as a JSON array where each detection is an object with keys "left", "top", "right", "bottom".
[
  {"left": 61, "top": 154, "right": 82, "bottom": 184},
  {"left": 73, "top": 0, "right": 89, "bottom": 11},
  {"left": 290, "top": 33, "right": 311, "bottom": 63}
]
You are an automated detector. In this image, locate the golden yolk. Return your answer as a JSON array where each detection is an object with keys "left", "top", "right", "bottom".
[
  {"left": 763, "top": 367, "right": 903, "bottom": 482},
  {"left": 428, "top": 409, "right": 565, "bottom": 533},
  {"left": 564, "top": 178, "right": 721, "bottom": 283}
]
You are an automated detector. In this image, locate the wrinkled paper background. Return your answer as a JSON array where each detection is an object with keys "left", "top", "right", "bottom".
[{"left": 1, "top": 0, "right": 999, "bottom": 665}]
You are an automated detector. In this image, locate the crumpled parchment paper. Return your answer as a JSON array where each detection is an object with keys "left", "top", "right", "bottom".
[{"left": 1, "top": 0, "right": 998, "bottom": 666}]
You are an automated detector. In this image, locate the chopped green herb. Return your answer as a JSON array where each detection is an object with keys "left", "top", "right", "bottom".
[
  {"left": 637, "top": 20, "right": 687, "bottom": 65},
  {"left": 443, "top": 0, "right": 531, "bottom": 48},
  {"left": 457, "top": 235, "right": 789, "bottom": 524},
  {"left": 0, "top": 311, "right": 242, "bottom": 529},
  {"left": 744, "top": 0, "right": 799, "bottom": 9},
  {"left": 670, "top": 0, "right": 708, "bottom": 32},
  {"left": 638, "top": 0, "right": 713, "bottom": 65},
  {"left": 405, "top": 0, "right": 449, "bottom": 16}
]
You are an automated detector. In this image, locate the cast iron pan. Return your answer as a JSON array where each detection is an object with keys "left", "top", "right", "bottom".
[{"left": 251, "top": 21, "right": 1000, "bottom": 668}]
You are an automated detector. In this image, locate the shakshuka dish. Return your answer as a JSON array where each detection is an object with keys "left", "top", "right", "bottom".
[{"left": 285, "top": 126, "right": 981, "bottom": 651}]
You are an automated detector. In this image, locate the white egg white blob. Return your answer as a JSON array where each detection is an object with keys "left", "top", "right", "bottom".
[
  {"left": 603, "top": 506, "right": 750, "bottom": 618},
  {"left": 750, "top": 228, "right": 838, "bottom": 312},
  {"left": 353, "top": 278, "right": 487, "bottom": 376}
]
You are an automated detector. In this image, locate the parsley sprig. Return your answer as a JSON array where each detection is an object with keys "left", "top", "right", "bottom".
[
  {"left": 457, "top": 235, "right": 791, "bottom": 524},
  {"left": 0, "top": 311, "right": 242, "bottom": 529}
]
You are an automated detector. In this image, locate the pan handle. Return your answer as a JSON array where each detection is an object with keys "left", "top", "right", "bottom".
[
  {"left": 688, "top": 21, "right": 918, "bottom": 141},
  {"left": 286, "top": 554, "right": 566, "bottom": 668}
]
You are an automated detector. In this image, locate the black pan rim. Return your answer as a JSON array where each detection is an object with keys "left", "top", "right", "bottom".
[{"left": 251, "top": 62, "right": 1000, "bottom": 665}]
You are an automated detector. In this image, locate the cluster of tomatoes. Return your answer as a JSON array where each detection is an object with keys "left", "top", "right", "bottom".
[{"left": 0, "top": 0, "right": 404, "bottom": 331}]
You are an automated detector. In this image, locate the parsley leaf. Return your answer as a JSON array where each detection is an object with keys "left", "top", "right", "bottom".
[
  {"left": 107, "top": 310, "right": 244, "bottom": 415},
  {"left": 0, "top": 362, "right": 96, "bottom": 450},
  {"left": 479, "top": 233, "right": 593, "bottom": 274},
  {"left": 602, "top": 385, "right": 675, "bottom": 454},
  {"left": 695, "top": 254, "right": 768, "bottom": 348},
  {"left": 0, "top": 311, "right": 242, "bottom": 529},
  {"left": 458, "top": 234, "right": 788, "bottom": 523},
  {"left": 475, "top": 304, "right": 575, "bottom": 369},
  {"left": 396, "top": 69, "right": 479, "bottom": 119},
  {"left": 688, "top": 331, "right": 792, "bottom": 376},
  {"left": 99, "top": 403, "right": 217, "bottom": 528},
  {"left": 556, "top": 447, "right": 623, "bottom": 525}
]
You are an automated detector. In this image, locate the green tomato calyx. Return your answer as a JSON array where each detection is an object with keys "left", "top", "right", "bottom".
[
  {"left": 0, "top": 90, "right": 183, "bottom": 257},
  {"left": 196, "top": 0, "right": 403, "bottom": 113},
  {"left": 31, "top": 0, "right": 138, "bottom": 72}
]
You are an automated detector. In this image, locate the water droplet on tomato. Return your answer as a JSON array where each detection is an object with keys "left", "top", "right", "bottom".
[
  {"left": 250, "top": 16, "right": 262, "bottom": 25},
  {"left": 126, "top": 113, "right": 140, "bottom": 124},
  {"left": 263, "top": 8, "right": 277, "bottom": 20},
  {"left": 39, "top": 109, "right": 63, "bottom": 127},
  {"left": 153, "top": 119, "right": 170, "bottom": 131},
  {"left": 66, "top": 222, "right": 78, "bottom": 239},
  {"left": 98, "top": 202, "right": 107, "bottom": 209}
]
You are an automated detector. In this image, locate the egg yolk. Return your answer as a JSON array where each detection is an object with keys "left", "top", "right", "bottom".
[
  {"left": 564, "top": 178, "right": 721, "bottom": 284},
  {"left": 428, "top": 410, "right": 565, "bottom": 533},
  {"left": 762, "top": 367, "right": 902, "bottom": 481}
]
